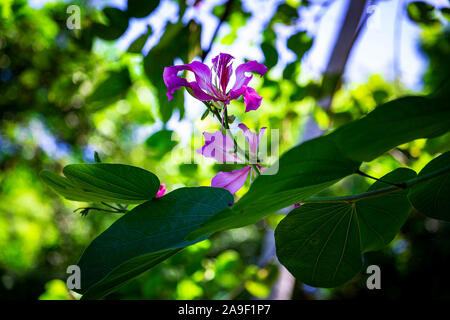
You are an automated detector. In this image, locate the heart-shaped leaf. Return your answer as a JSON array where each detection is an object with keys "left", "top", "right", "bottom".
[
  {"left": 41, "top": 164, "right": 160, "bottom": 204},
  {"left": 275, "top": 168, "right": 416, "bottom": 287}
]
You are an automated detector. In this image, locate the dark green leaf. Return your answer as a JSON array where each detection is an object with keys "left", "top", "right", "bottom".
[
  {"left": 94, "top": 152, "right": 101, "bottom": 163},
  {"left": 275, "top": 168, "right": 415, "bottom": 287},
  {"left": 41, "top": 164, "right": 160, "bottom": 204},
  {"left": 86, "top": 68, "right": 131, "bottom": 110},
  {"left": 261, "top": 42, "right": 278, "bottom": 70},
  {"left": 406, "top": 1, "right": 439, "bottom": 25},
  {"left": 126, "top": 0, "right": 160, "bottom": 18},
  {"left": 283, "top": 62, "right": 298, "bottom": 81},
  {"left": 441, "top": 8, "right": 450, "bottom": 21},
  {"left": 127, "top": 25, "right": 152, "bottom": 53},
  {"left": 276, "top": 202, "right": 362, "bottom": 288},
  {"left": 409, "top": 151, "right": 450, "bottom": 221},
  {"left": 145, "top": 129, "right": 178, "bottom": 158},
  {"left": 75, "top": 187, "right": 233, "bottom": 298},
  {"left": 272, "top": 4, "right": 299, "bottom": 24},
  {"left": 287, "top": 31, "right": 313, "bottom": 60},
  {"left": 81, "top": 249, "right": 180, "bottom": 299},
  {"left": 93, "top": 7, "right": 129, "bottom": 41},
  {"left": 357, "top": 168, "right": 416, "bottom": 252},
  {"left": 327, "top": 96, "right": 450, "bottom": 162}
]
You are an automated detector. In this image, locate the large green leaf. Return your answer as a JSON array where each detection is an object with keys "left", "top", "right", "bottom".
[
  {"left": 276, "top": 202, "right": 362, "bottom": 288},
  {"left": 41, "top": 164, "right": 160, "bottom": 204},
  {"left": 75, "top": 187, "right": 233, "bottom": 298},
  {"left": 327, "top": 96, "right": 450, "bottom": 162},
  {"left": 81, "top": 249, "right": 181, "bottom": 300},
  {"left": 187, "top": 137, "right": 361, "bottom": 240},
  {"left": 357, "top": 168, "right": 416, "bottom": 252},
  {"left": 275, "top": 168, "right": 416, "bottom": 287},
  {"left": 409, "top": 151, "right": 450, "bottom": 221}
]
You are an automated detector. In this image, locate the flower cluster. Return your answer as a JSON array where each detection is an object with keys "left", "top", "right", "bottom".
[{"left": 163, "top": 53, "right": 268, "bottom": 194}]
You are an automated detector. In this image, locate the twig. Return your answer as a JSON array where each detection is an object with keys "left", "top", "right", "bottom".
[{"left": 201, "top": 0, "right": 235, "bottom": 61}]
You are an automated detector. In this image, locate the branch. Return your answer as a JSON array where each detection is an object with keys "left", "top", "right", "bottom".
[
  {"left": 320, "top": 0, "right": 369, "bottom": 111},
  {"left": 201, "top": 0, "right": 235, "bottom": 61}
]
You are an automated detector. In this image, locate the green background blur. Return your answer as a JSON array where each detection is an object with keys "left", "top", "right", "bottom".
[{"left": 1, "top": 0, "right": 449, "bottom": 299}]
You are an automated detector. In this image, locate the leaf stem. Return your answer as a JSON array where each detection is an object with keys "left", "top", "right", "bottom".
[
  {"left": 355, "top": 169, "right": 406, "bottom": 189},
  {"left": 305, "top": 164, "right": 450, "bottom": 203}
]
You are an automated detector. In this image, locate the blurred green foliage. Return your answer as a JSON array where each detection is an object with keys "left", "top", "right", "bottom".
[{"left": 0, "top": 0, "right": 449, "bottom": 300}]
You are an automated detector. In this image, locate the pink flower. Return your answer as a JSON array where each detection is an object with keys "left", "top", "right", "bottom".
[
  {"left": 196, "top": 131, "right": 242, "bottom": 163},
  {"left": 156, "top": 184, "right": 166, "bottom": 198},
  {"left": 211, "top": 165, "right": 265, "bottom": 194},
  {"left": 198, "top": 124, "right": 267, "bottom": 194},
  {"left": 163, "top": 53, "right": 267, "bottom": 112}
]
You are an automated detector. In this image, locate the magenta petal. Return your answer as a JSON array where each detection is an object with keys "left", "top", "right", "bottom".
[
  {"left": 238, "top": 123, "right": 266, "bottom": 153},
  {"left": 156, "top": 184, "right": 166, "bottom": 198},
  {"left": 188, "top": 61, "right": 219, "bottom": 95},
  {"left": 243, "top": 86, "right": 263, "bottom": 112},
  {"left": 230, "top": 60, "right": 267, "bottom": 93},
  {"left": 212, "top": 53, "right": 234, "bottom": 93},
  {"left": 163, "top": 62, "right": 219, "bottom": 101},
  {"left": 197, "top": 131, "right": 240, "bottom": 163},
  {"left": 163, "top": 66, "right": 191, "bottom": 100},
  {"left": 211, "top": 166, "right": 252, "bottom": 194}
]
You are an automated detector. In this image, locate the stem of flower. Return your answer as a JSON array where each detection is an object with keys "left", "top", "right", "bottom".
[{"left": 251, "top": 163, "right": 261, "bottom": 177}]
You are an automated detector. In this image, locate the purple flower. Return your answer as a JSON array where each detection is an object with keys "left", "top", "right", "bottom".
[
  {"left": 196, "top": 131, "right": 242, "bottom": 163},
  {"left": 198, "top": 124, "right": 267, "bottom": 194},
  {"left": 212, "top": 165, "right": 265, "bottom": 194},
  {"left": 163, "top": 53, "right": 267, "bottom": 112}
]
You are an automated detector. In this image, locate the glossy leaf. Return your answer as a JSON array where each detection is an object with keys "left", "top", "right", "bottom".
[
  {"left": 75, "top": 187, "right": 234, "bottom": 298},
  {"left": 41, "top": 164, "right": 160, "bottom": 204},
  {"left": 327, "top": 96, "right": 450, "bottom": 162},
  {"left": 409, "top": 151, "right": 450, "bottom": 221}
]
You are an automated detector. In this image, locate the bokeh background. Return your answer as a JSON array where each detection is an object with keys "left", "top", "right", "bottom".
[{"left": 0, "top": 0, "right": 449, "bottom": 300}]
